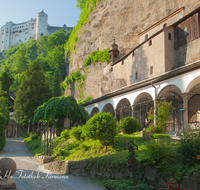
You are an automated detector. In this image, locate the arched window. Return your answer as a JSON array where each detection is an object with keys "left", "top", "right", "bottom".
[
  {"left": 149, "top": 40, "right": 152, "bottom": 46},
  {"left": 163, "top": 23, "right": 167, "bottom": 28},
  {"left": 145, "top": 34, "right": 148, "bottom": 40},
  {"left": 135, "top": 72, "right": 138, "bottom": 80},
  {"left": 168, "top": 33, "right": 171, "bottom": 40},
  {"left": 150, "top": 66, "right": 153, "bottom": 74}
]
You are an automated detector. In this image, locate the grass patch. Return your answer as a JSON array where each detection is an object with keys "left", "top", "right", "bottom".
[
  {"left": 23, "top": 136, "right": 41, "bottom": 157},
  {"left": 53, "top": 132, "right": 147, "bottom": 167}
]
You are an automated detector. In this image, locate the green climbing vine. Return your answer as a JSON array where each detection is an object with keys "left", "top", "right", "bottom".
[{"left": 64, "top": 0, "right": 100, "bottom": 62}]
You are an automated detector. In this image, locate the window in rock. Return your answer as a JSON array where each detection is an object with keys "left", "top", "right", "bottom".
[
  {"left": 145, "top": 34, "right": 148, "bottom": 40},
  {"left": 168, "top": 33, "right": 172, "bottom": 40},
  {"left": 122, "top": 60, "right": 124, "bottom": 65},
  {"left": 132, "top": 51, "right": 134, "bottom": 56},
  {"left": 149, "top": 40, "right": 152, "bottom": 46},
  {"left": 135, "top": 72, "right": 138, "bottom": 80},
  {"left": 163, "top": 23, "right": 167, "bottom": 28},
  {"left": 150, "top": 66, "right": 153, "bottom": 74}
]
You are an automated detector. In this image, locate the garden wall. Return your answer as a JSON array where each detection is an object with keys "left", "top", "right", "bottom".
[{"left": 45, "top": 160, "right": 200, "bottom": 190}]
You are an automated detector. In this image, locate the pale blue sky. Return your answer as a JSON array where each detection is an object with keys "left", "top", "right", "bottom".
[{"left": 0, "top": 0, "right": 80, "bottom": 28}]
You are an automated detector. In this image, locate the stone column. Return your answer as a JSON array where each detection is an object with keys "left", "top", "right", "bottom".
[
  {"left": 131, "top": 105, "right": 135, "bottom": 118},
  {"left": 183, "top": 93, "right": 189, "bottom": 131},
  {"left": 153, "top": 99, "right": 156, "bottom": 126},
  {"left": 114, "top": 109, "right": 117, "bottom": 120}
]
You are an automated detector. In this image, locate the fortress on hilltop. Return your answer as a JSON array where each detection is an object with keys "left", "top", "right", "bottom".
[{"left": 0, "top": 10, "right": 72, "bottom": 52}]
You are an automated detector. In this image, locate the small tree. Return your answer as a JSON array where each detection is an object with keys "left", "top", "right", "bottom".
[
  {"left": 120, "top": 117, "right": 141, "bottom": 134},
  {"left": 148, "top": 101, "right": 173, "bottom": 133}
]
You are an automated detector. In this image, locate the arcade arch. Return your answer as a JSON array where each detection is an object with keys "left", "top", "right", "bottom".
[
  {"left": 116, "top": 98, "right": 132, "bottom": 121},
  {"left": 90, "top": 107, "right": 99, "bottom": 117},
  {"left": 102, "top": 103, "right": 114, "bottom": 116},
  {"left": 133, "top": 93, "right": 154, "bottom": 129},
  {"left": 157, "top": 85, "right": 183, "bottom": 131}
]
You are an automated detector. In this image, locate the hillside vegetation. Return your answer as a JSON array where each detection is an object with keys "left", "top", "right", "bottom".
[{"left": 0, "top": 29, "right": 70, "bottom": 91}]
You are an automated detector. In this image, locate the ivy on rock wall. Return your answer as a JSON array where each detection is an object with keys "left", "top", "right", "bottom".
[{"left": 65, "top": 0, "right": 100, "bottom": 59}]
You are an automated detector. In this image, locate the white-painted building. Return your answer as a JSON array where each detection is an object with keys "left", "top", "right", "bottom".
[
  {"left": 0, "top": 10, "right": 72, "bottom": 52},
  {"left": 81, "top": 6, "right": 200, "bottom": 132}
]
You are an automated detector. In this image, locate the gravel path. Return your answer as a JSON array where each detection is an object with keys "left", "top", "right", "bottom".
[{"left": 0, "top": 138, "right": 104, "bottom": 190}]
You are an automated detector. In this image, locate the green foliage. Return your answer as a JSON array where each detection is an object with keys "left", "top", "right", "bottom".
[
  {"left": 52, "top": 68, "right": 61, "bottom": 97},
  {"left": 29, "top": 143, "right": 39, "bottom": 150},
  {"left": 33, "top": 95, "right": 88, "bottom": 129},
  {"left": 149, "top": 133, "right": 171, "bottom": 139},
  {"left": 60, "top": 129, "right": 70, "bottom": 140},
  {"left": 116, "top": 121, "right": 123, "bottom": 133},
  {"left": 177, "top": 132, "right": 200, "bottom": 166},
  {"left": 61, "top": 69, "right": 85, "bottom": 90},
  {"left": 77, "top": 96, "right": 93, "bottom": 104},
  {"left": 65, "top": 0, "right": 100, "bottom": 59},
  {"left": 76, "top": 0, "right": 87, "bottom": 11},
  {"left": 14, "top": 61, "right": 52, "bottom": 125},
  {"left": 31, "top": 133, "right": 39, "bottom": 140},
  {"left": 140, "top": 138, "right": 175, "bottom": 166},
  {"left": 148, "top": 101, "right": 173, "bottom": 133},
  {"left": 103, "top": 180, "right": 153, "bottom": 190},
  {"left": 0, "top": 29, "right": 68, "bottom": 91},
  {"left": 83, "top": 56, "right": 91, "bottom": 67},
  {"left": 23, "top": 132, "right": 30, "bottom": 139},
  {"left": 120, "top": 117, "right": 141, "bottom": 134},
  {"left": 71, "top": 125, "right": 83, "bottom": 140},
  {"left": 90, "top": 49, "right": 109, "bottom": 63},
  {"left": 0, "top": 71, "right": 13, "bottom": 125},
  {"left": 82, "top": 112, "right": 117, "bottom": 145},
  {"left": 0, "top": 112, "right": 7, "bottom": 152}
]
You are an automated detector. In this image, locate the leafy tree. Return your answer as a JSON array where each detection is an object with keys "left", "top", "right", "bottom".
[
  {"left": 52, "top": 68, "right": 61, "bottom": 97},
  {"left": 14, "top": 61, "right": 52, "bottom": 125},
  {"left": 33, "top": 95, "right": 88, "bottom": 129},
  {"left": 148, "top": 101, "right": 173, "bottom": 133}
]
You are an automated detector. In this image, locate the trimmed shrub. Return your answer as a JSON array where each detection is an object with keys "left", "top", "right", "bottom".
[
  {"left": 71, "top": 125, "right": 82, "bottom": 140},
  {"left": 82, "top": 112, "right": 117, "bottom": 145},
  {"left": 149, "top": 133, "right": 171, "bottom": 139},
  {"left": 60, "top": 129, "right": 70, "bottom": 140},
  {"left": 120, "top": 117, "right": 141, "bottom": 134},
  {"left": 0, "top": 113, "right": 7, "bottom": 152}
]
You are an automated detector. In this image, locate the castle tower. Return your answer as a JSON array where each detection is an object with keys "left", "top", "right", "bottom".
[
  {"left": 109, "top": 37, "right": 119, "bottom": 64},
  {"left": 36, "top": 10, "right": 48, "bottom": 40}
]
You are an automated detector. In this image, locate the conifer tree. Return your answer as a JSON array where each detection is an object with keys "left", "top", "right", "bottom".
[
  {"left": 0, "top": 71, "right": 13, "bottom": 125},
  {"left": 52, "top": 68, "right": 61, "bottom": 97},
  {"left": 14, "top": 61, "right": 52, "bottom": 125}
]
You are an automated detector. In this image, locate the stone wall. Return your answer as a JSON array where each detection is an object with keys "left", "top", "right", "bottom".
[
  {"left": 174, "top": 38, "right": 200, "bottom": 67},
  {"left": 67, "top": 0, "right": 200, "bottom": 100},
  {"left": 45, "top": 160, "right": 200, "bottom": 190}
]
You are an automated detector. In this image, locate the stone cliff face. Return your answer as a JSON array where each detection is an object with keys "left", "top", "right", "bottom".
[{"left": 66, "top": 0, "right": 200, "bottom": 100}]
